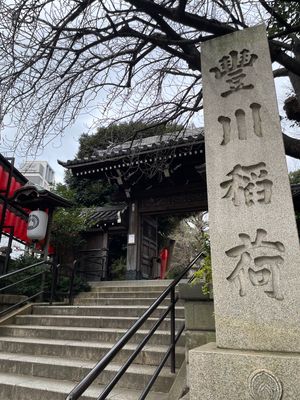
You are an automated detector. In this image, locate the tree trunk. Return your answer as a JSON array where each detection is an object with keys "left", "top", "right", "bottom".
[{"left": 283, "top": 132, "right": 300, "bottom": 160}]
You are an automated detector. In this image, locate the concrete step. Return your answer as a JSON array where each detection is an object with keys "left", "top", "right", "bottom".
[
  {"left": 15, "top": 314, "right": 185, "bottom": 331},
  {"left": 0, "top": 352, "right": 175, "bottom": 392},
  {"left": 88, "top": 279, "right": 176, "bottom": 287},
  {"left": 86, "top": 282, "right": 179, "bottom": 293},
  {"left": 0, "top": 336, "right": 185, "bottom": 368},
  {"left": 32, "top": 304, "right": 185, "bottom": 318},
  {"left": 88, "top": 286, "right": 171, "bottom": 293},
  {"left": 76, "top": 290, "right": 170, "bottom": 299},
  {"left": 0, "top": 281, "right": 186, "bottom": 398},
  {"left": 0, "top": 325, "right": 185, "bottom": 346},
  {"left": 74, "top": 297, "right": 184, "bottom": 306},
  {"left": 0, "top": 372, "right": 168, "bottom": 400}
]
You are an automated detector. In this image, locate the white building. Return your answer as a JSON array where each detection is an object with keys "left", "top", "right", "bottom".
[{"left": 19, "top": 161, "right": 55, "bottom": 190}]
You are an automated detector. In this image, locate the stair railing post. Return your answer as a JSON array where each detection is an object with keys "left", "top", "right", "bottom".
[
  {"left": 50, "top": 262, "right": 60, "bottom": 306},
  {"left": 170, "top": 285, "right": 176, "bottom": 373},
  {"left": 69, "top": 259, "right": 78, "bottom": 305},
  {"left": 49, "top": 262, "right": 55, "bottom": 305},
  {"left": 39, "top": 268, "right": 46, "bottom": 302}
]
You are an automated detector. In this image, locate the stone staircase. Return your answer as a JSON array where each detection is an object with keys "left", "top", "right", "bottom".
[{"left": 0, "top": 280, "right": 186, "bottom": 399}]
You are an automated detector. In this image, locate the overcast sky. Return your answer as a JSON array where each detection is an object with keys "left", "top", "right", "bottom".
[
  {"left": 0, "top": 111, "right": 94, "bottom": 183},
  {"left": 0, "top": 74, "right": 299, "bottom": 184}
]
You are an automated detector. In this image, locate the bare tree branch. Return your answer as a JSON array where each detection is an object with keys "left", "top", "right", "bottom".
[
  {"left": 273, "top": 68, "right": 288, "bottom": 78},
  {"left": 283, "top": 132, "right": 300, "bottom": 160},
  {"left": 0, "top": 0, "right": 299, "bottom": 160}
]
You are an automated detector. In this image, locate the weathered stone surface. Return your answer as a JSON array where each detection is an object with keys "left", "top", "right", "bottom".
[
  {"left": 202, "top": 24, "right": 300, "bottom": 352},
  {"left": 0, "top": 294, "right": 28, "bottom": 304},
  {"left": 167, "top": 362, "right": 187, "bottom": 400},
  {"left": 0, "top": 295, "right": 28, "bottom": 312},
  {"left": 0, "top": 281, "right": 179, "bottom": 399},
  {"left": 190, "top": 342, "right": 300, "bottom": 400},
  {"left": 183, "top": 301, "right": 215, "bottom": 331},
  {"left": 179, "top": 283, "right": 216, "bottom": 391},
  {"left": 185, "top": 331, "right": 216, "bottom": 386},
  {"left": 179, "top": 283, "right": 211, "bottom": 301},
  {"left": 185, "top": 331, "right": 216, "bottom": 356}
]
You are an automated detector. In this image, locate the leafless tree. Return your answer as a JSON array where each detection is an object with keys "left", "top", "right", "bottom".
[
  {"left": 168, "top": 212, "right": 208, "bottom": 271},
  {"left": 0, "top": 0, "right": 299, "bottom": 156}
]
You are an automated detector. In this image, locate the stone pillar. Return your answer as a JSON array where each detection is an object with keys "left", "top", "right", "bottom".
[
  {"left": 126, "top": 201, "right": 140, "bottom": 280},
  {"left": 190, "top": 25, "right": 300, "bottom": 399},
  {"left": 178, "top": 283, "right": 215, "bottom": 390}
]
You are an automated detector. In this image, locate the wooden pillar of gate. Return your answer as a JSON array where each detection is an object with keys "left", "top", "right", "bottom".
[{"left": 126, "top": 201, "right": 141, "bottom": 280}]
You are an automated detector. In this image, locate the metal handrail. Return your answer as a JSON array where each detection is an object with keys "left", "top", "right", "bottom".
[
  {"left": 0, "top": 260, "right": 56, "bottom": 316},
  {"left": 46, "top": 262, "right": 85, "bottom": 305},
  {"left": 66, "top": 250, "right": 204, "bottom": 400},
  {"left": 139, "top": 324, "right": 185, "bottom": 400},
  {"left": 0, "top": 260, "right": 49, "bottom": 282},
  {"left": 68, "top": 249, "right": 109, "bottom": 305},
  {"left": 0, "top": 290, "right": 44, "bottom": 317},
  {"left": 0, "top": 271, "right": 44, "bottom": 293},
  {"left": 69, "top": 259, "right": 78, "bottom": 305},
  {"left": 76, "top": 248, "right": 109, "bottom": 280}
]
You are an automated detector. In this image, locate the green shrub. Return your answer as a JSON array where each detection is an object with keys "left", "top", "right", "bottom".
[
  {"left": 2, "top": 255, "right": 90, "bottom": 300},
  {"left": 193, "top": 253, "right": 212, "bottom": 295},
  {"left": 110, "top": 256, "right": 126, "bottom": 280},
  {"left": 53, "top": 272, "right": 90, "bottom": 300},
  {"left": 192, "top": 235, "right": 212, "bottom": 295},
  {"left": 8, "top": 254, "right": 39, "bottom": 271},
  {"left": 3, "top": 255, "right": 45, "bottom": 297}
]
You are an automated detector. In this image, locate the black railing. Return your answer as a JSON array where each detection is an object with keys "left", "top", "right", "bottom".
[
  {"left": 50, "top": 260, "right": 86, "bottom": 306},
  {"left": 76, "top": 248, "right": 108, "bottom": 281},
  {"left": 52, "top": 260, "right": 81, "bottom": 306},
  {"left": 68, "top": 248, "right": 108, "bottom": 305},
  {"left": 0, "top": 260, "right": 57, "bottom": 317},
  {"left": 66, "top": 250, "right": 204, "bottom": 400},
  {"left": 68, "top": 259, "right": 78, "bottom": 305}
]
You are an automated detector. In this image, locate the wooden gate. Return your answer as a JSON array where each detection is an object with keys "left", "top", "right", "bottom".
[{"left": 140, "top": 216, "right": 159, "bottom": 278}]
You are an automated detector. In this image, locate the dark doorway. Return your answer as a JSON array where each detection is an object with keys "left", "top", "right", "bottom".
[{"left": 108, "top": 232, "right": 127, "bottom": 280}]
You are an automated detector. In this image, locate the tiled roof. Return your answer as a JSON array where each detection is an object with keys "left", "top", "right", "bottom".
[
  {"left": 12, "top": 185, "right": 72, "bottom": 209},
  {"left": 58, "top": 128, "right": 204, "bottom": 167},
  {"left": 84, "top": 204, "right": 127, "bottom": 227}
]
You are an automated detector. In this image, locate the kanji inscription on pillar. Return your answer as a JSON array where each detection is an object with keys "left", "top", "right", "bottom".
[
  {"left": 209, "top": 49, "right": 258, "bottom": 97},
  {"left": 220, "top": 162, "right": 273, "bottom": 206},
  {"left": 202, "top": 25, "right": 300, "bottom": 353},
  {"left": 225, "top": 229, "right": 285, "bottom": 300},
  {"left": 218, "top": 103, "right": 263, "bottom": 145}
]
